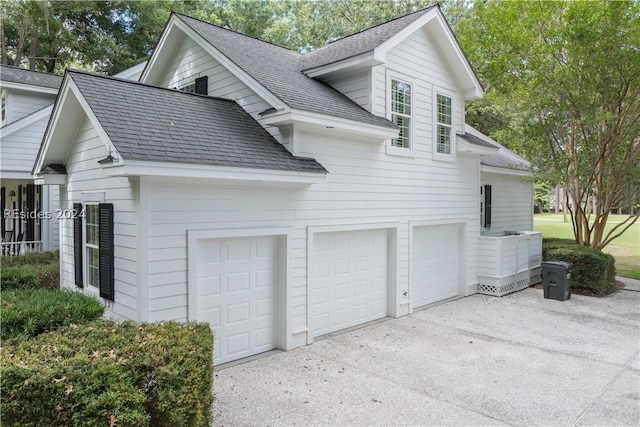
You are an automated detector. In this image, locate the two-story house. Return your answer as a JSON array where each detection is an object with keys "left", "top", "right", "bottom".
[
  {"left": 1, "top": 65, "right": 63, "bottom": 254},
  {"left": 34, "top": 6, "right": 540, "bottom": 365}
]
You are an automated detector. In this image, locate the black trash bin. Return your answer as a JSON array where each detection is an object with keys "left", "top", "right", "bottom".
[{"left": 542, "top": 261, "right": 572, "bottom": 301}]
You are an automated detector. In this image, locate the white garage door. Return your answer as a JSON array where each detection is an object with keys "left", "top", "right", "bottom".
[
  {"left": 196, "top": 236, "right": 279, "bottom": 364},
  {"left": 311, "top": 229, "right": 388, "bottom": 337},
  {"left": 411, "top": 224, "right": 459, "bottom": 308}
]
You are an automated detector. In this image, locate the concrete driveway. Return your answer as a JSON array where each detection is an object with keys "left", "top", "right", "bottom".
[{"left": 213, "top": 284, "right": 639, "bottom": 426}]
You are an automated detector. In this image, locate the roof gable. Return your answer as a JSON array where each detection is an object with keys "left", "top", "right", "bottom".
[
  {"left": 141, "top": 13, "right": 395, "bottom": 131},
  {"left": 302, "top": 6, "right": 483, "bottom": 100},
  {"left": 36, "top": 71, "right": 325, "bottom": 175},
  {"left": 301, "top": 6, "right": 435, "bottom": 71}
]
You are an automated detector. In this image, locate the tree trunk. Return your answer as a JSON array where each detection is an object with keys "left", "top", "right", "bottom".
[{"left": 29, "top": 36, "right": 37, "bottom": 70}]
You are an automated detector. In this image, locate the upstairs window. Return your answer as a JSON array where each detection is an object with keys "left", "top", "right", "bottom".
[
  {"left": 178, "top": 76, "right": 208, "bottom": 95},
  {"left": 436, "top": 93, "right": 452, "bottom": 154},
  {"left": 391, "top": 79, "right": 412, "bottom": 148},
  {"left": 179, "top": 82, "right": 196, "bottom": 93},
  {"left": 1, "top": 91, "right": 6, "bottom": 126}
]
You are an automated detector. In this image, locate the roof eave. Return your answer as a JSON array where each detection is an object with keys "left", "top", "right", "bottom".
[
  {"left": 456, "top": 137, "right": 499, "bottom": 155},
  {"left": 102, "top": 159, "right": 327, "bottom": 185},
  {"left": 303, "top": 52, "right": 383, "bottom": 79},
  {"left": 0, "top": 81, "right": 59, "bottom": 95},
  {"left": 481, "top": 164, "right": 532, "bottom": 177},
  {"left": 261, "top": 109, "right": 399, "bottom": 140}
]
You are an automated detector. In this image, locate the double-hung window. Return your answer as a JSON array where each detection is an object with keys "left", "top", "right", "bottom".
[
  {"left": 73, "top": 199, "right": 114, "bottom": 300},
  {"left": 85, "top": 204, "right": 100, "bottom": 288},
  {"left": 436, "top": 93, "right": 452, "bottom": 154},
  {"left": 391, "top": 79, "right": 412, "bottom": 149},
  {"left": 1, "top": 90, "right": 6, "bottom": 126}
]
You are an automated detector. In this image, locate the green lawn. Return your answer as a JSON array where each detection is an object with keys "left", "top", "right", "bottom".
[{"left": 534, "top": 214, "right": 640, "bottom": 279}]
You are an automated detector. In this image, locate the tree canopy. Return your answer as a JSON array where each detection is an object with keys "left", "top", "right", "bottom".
[
  {"left": 456, "top": 0, "right": 640, "bottom": 249},
  {"left": 0, "top": 0, "right": 434, "bottom": 74}
]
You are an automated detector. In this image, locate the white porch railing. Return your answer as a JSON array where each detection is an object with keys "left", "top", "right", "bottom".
[
  {"left": 1, "top": 241, "right": 43, "bottom": 256},
  {"left": 478, "top": 231, "right": 542, "bottom": 296}
]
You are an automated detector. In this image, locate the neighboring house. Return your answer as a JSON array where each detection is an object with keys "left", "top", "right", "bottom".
[
  {"left": 34, "top": 6, "right": 539, "bottom": 365},
  {"left": 1, "top": 65, "right": 63, "bottom": 254}
]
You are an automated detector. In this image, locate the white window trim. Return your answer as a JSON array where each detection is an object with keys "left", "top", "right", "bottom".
[
  {"left": 81, "top": 193, "right": 105, "bottom": 294},
  {"left": 385, "top": 70, "right": 415, "bottom": 157},
  {"left": 178, "top": 81, "right": 196, "bottom": 93},
  {"left": 1, "top": 89, "right": 8, "bottom": 127},
  {"left": 433, "top": 86, "right": 456, "bottom": 162}
]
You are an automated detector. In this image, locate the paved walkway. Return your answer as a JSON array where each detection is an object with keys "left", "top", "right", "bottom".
[{"left": 213, "top": 286, "right": 639, "bottom": 426}]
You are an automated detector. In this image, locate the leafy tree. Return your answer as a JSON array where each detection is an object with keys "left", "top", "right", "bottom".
[{"left": 456, "top": 0, "right": 640, "bottom": 249}]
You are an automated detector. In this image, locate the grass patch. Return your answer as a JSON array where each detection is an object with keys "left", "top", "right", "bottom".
[{"left": 534, "top": 214, "right": 640, "bottom": 280}]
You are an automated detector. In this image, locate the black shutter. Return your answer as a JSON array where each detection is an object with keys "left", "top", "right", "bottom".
[
  {"left": 17, "top": 185, "right": 22, "bottom": 236},
  {"left": 1, "top": 187, "right": 5, "bottom": 236},
  {"left": 98, "top": 203, "right": 114, "bottom": 301},
  {"left": 195, "top": 76, "right": 208, "bottom": 95},
  {"left": 484, "top": 185, "right": 492, "bottom": 228},
  {"left": 73, "top": 203, "right": 83, "bottom": 288},
  {"left": 26, "top": 184, "right": 35, "bottom": 241}
]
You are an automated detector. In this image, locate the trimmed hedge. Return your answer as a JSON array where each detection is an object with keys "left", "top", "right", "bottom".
[
  {"left": 1, "top": 320, "right": 214, "bottom": 427},
  {"left": 1, "top": 251, "right": 60, "bottom": 291},
  {"left": 0, "top": 264, "right": 40, "bottom": 290},
  {"left": 542, "top": 238, "right": 617, "bottom": 295},
  {"left": 1, "top": 250, "right": 58, "bottom": 267},
  {"left": 1, "top": 289, "right": 105, "bottom": 339}
]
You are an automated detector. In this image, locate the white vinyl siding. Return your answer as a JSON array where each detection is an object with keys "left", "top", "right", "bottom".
[
  {"left": 5, "top": 91, "right": 55, "bottom": 125},
  {"left": 60, "top": 116, "right": 138, "bottom": 321},
  {"left": 321, "top": 70, "right": 371, "bottom": 111},
  {"left": 481, "top": 172, "right": 534, "bottom": 234},
  {"left": 0, "top": 112, "right": 51, "bottom": 174}
]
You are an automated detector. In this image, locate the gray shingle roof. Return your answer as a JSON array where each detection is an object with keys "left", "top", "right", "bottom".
[
  {"left": 174, "top": 14, "right": 395, "bottom": 130},
  {"left": 68, "top": 71, "right": 326, "bottom": 173},
  {"left": 0, "top": 64, "right": 63, "bottom": 89},
  {"left": 462, "top": 124, "right": 531, "bottom": 172},
  {"left": 301, "top": 6, "right": 436, "bottom": 71}
]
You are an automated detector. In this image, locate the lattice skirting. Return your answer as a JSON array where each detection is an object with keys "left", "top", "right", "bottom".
[{"left": 477, "top": 270, "right": 532, "bottom": 297}]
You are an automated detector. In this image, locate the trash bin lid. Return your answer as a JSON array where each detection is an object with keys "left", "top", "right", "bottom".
[{"left": 542, "top": 261, "right": 573, "bottom": 268}]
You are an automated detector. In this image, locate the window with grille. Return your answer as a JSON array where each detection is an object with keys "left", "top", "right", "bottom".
[
  {"left": 391, "top": 79, "right": 412, "bottom": 148},
  {"left": 436, "top": 93, "right": 452, "bottom": 154}
]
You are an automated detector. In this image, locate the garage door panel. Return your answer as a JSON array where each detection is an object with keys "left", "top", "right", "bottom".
[
  {"left": 197, "top": 235, "right": 279, "bottom": 365},
  {"left": 311, "top": 229, "right": 389, "bottom": 337},
  {"left": 411, "top": 225, "right": 459, "bottom": 308}
]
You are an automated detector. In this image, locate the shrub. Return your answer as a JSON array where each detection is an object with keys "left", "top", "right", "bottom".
[
  {"left": 35, "top": 262, "right": 60, "bottom": 290},
  {"left": 0, "top": 264, "right": 40, "bottom": 290},
  {"left": 1, "top": 289, "right": 105, "bottom": 339},
  {"left": 543, "top": 238, "right": 617, "bottom": 295},
  {"left": 1, "top": 250, "right": 58, "bottom": 267},
  {"left": 1, "top": 320, "right": 214, "bottom": 427}
]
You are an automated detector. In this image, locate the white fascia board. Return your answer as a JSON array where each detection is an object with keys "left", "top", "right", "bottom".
[
  {"left": 34, "top": 174, "right": 67, "bottom": 185},
  {"left": 102, "top": 160, "right": 326, "bottom": 184},
  {"left": 1, "top": 171, "right": 34, "bottom": 180},
  {"left": 303, "top": 52, "right": 382, "bottom": 78},
  {"left": 1, "top": 105, "right": 52, "bottom": 138},
  {"left": 0, "top": 81, "right": 59, "bottom": 95},
  {"left": 32, "top": 77, "right": 72, "bottom": 175},
  {"left": 170, "top": 19, "right": 287, "bottom": 110},
  {"left": 456, "top": 137, "right": 499, "bottom": 155},
  {"left": 139, "top": 15, "right": 178, "bottom": 83},
  {"left": 377, "top": 7, "right": 483, "bottom": 101},
  {"left": 261, "top": 109, "right": 399, "bottom": 140},
  {"left": 481, "top": 164, "right": 532, "bottom": 177},
  {"left": 33, "top": 77, "right": 122, "bottom": 175}
]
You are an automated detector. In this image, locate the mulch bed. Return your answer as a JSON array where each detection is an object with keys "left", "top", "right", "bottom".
[{"left": 530, "top": 280, "right": 626, "bottom": 297}]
